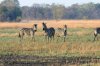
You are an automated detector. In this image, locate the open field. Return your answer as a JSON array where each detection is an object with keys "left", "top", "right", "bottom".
[
  {"left": 0, "top": 28, "right": 100, "bottom": 56},
  {"left": 0, "top": 20, "right": 100, "bottom": 66},
  {"left": 0, "top": 20, "right": 100, "bottom": 28}
]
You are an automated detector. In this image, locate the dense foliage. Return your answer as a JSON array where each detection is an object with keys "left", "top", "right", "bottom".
[
  {"left": 0, "top": 0, "right": 100, "bottom": 22},
  {"left": 21, "top": 3, "right": 100, "bottom": 20},
  {"left": 0, "top": 0, "right": 22, "bottom": 22}
]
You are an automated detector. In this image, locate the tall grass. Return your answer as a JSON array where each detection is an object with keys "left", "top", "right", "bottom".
[{"left": 0, "top": 28, "right": 100, "bottom": 57}]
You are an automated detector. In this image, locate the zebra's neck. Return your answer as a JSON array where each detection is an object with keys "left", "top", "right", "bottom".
[
  {"left": 43, "top": 25, "right": 48, "bottom": 32},
  {"left": 44, "top": 28, "right": 48, "bottom": 33}
]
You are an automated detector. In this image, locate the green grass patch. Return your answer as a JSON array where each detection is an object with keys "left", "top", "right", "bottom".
[{"left": 0, "top": 28, "right": 99, "bottom": 57}]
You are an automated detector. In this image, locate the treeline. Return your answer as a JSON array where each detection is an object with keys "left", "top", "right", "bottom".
[
  {"left": 0, "top": 0, "right": 100, "bottom": 22},
  {"left": 22, "top": 3, "right": 100, "bottom": 20}
]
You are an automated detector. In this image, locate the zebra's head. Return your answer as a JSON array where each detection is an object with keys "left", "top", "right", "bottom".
[
  {"left": 42, "top": 22, "right": 47, "bottom": 31},
  {"left": 33, "top": 24, "right": 37, "bottom": 31},
  {"left": 64, "top": 25, "right": 67, "bottom": 31}
]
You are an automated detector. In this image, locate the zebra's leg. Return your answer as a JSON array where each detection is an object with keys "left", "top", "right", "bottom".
[
  {"left": 48, "top": 36, "right": 50, "bottom": 43},
  {"left": 31, "top": 36, "right": 34, "bottom": 41},
  {"left": 33, "top": 37, "right": 35, "bottom": 42},
  {"left": 49, "top": 37, "right": 52, "bottom": 42},
  {"left": 64, "top": 36, "right": 66, "bottom": 42},
  {"left": 18, "top": 33, "right": 21, "bottom": 41},
  {"left": 33, "top": 36, "right": 35, "bottom": 42},
  {"left": 31, "top": 31, "right": 35, "bottom": 42},
  {"left": 94, "top": 33, "right": 97, "bottom": 41},
  {"left": 50, "top": 36, "right": 53, "bottom": 42},
  {"left": 19, "top": 32, "right": 23, "bottom": 42},
  {"left": 31, "top": 35, "right": 35, "bottom": 42},
  {"left": 52, "top": 35, "right": 55, "bottom": 41},
  {"left": 45, "top": 35, "right": 47, "bottom": 41},
  {"left": 57, "top": 36, "right": 60, "bottom": 42},
  {"left": 44, "top": 35, "right": 47, "bottom": 42},
  {"left": 21, "top": 33, "right": 24, "bottom": 41}
]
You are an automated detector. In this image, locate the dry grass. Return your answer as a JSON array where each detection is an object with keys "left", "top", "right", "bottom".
[
  {"left": 0, "top": 20, "right": 100, "bottom": 66},
  {"left": 0, "top": 20, "right": 100, "bottom": 56},
  {"left": 0, "top": 20, "right": 100, "bottom": 28}
]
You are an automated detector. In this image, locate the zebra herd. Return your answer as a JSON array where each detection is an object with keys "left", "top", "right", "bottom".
[
  {"left": 18, "top": 22, "right": 67, "bottom": 42},
  {"left": 18, "top": 22, "right": 100, "bottom": 42}
]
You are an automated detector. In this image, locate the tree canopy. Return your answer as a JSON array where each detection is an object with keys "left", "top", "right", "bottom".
[
  {"left": 0, "top": 0, "right": 22, "bottom": 22},
  {"left": 0, "top": 1, "right": 100, "bottom": 22}
]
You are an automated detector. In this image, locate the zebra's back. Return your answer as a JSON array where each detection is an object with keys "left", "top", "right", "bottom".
[
  {"left": 46, "top": 27, "right": 55, "bottom": 37},
  {"left": 96, "top": 28, "right": 100, "bottom": 34},
  {"left": 21, "top": 28, "right": 34, "bottom": 36},
  {"left": 55, "top": 28, "right": 64, "bottom": 37}
]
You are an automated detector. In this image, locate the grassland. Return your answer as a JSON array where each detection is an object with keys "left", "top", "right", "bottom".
[
  {"left": 0, "top": 20, "right": 100, "bottom": 56},
  {"left": 0, "top": 20, "right": 100, "bottom": 66}
]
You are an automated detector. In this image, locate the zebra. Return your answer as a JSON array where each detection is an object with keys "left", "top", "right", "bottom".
[
  {"left": 94, "top": 27, "right": 100, "bottom": 41},
  {"left": 42, "top": 22, "right": 55, "bottom": 42},
  {"left": 18, "top": 24, "right": 37, "bottom": 41},
  {"left": 56, "top": 25, "right": 67, "bottom": 42}
]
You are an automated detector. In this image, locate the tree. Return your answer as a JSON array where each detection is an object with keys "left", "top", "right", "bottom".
[
  {"left": 0, "top": 0, "right": 22, "bottom": 22},
  {"left": 51, "top": 4, "right": 65, "bottom": 20},
  {"left": 1, "top": 0, "right": 20, "bottom": 7}
]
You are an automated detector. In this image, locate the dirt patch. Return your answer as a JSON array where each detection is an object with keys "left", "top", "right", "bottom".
[{"left": 0, "top": 55, "right": 100, "bottom": 66}]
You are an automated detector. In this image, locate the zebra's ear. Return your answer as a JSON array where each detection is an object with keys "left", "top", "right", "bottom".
[
  {"left": 64, "top": 25, "right": 67, "bottom": 27},
  {"left": 42, "top": 22, "right": 46, "bottom": 24},
  {"left": 64, "top": 25, "right": 67, "bottom": 28},
  {"left": 42, "top": 22, "right": 45, "bottom": 24}
]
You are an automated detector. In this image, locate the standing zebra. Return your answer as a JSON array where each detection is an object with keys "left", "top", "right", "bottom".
[
  {"left": 63, "top": 25, "right": 67, "bottom": 42},
  {"left": 42, "top": 22, "right": 55, "bottom": 42},
  {"left": 94, "top": 27, "right": 100, "bottom": 41},
  {"left": 56, "top": 25, "right": 67, "bottom": 42},
  {"left": 18, "top": 24, "right": 37, "bottom": 41}
]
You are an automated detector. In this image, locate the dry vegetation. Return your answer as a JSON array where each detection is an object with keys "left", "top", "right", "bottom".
[
  {"left": 0, "top": 20, "right": 100, "bottom": 56},
  {"left": 0, "top": 20, "right": 100, "bottom": 65},
  {"left": 0, "top": 20, "right": 100, "bottom": 28}
]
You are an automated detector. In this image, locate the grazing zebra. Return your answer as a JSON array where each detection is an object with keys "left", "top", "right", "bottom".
[
  {"left": 18, "top": 24, "right": 37, "bottom": 41},
  {"left": 94, "top": 27, "right": 100, "bottom": 41},
  {"left": 56, "top": 25, "right": 67, "bottom": 42},
  {"left": 42, "top": 22, "right": 55, "bottom": 42}
]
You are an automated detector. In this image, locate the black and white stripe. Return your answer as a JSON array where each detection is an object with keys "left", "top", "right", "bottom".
[
  {"left": 42, "top": 22, "right": 55, "bottom": 42},
  {"left": 94, "top": 27, "right": 100, "bottom": 41},
  {"left": 56, "top": 25, "right": 67, "bottom": 42},
  {"left": 18, "top": 24, "right": 37, "bottom": 41}
]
